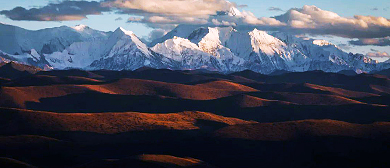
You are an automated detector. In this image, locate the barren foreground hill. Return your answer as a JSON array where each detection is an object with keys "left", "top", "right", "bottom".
[{"left": 1, "top": 64, "right": 390, "bottom": 168}]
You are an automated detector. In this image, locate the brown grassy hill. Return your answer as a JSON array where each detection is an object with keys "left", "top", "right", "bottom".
[
  {"left": 215, "top": 81, "right": 378, "bottom": 98},
  {"left": 77, "top": 154, "right": 216, "bottom": 168},
  {"left": 215, "top": 119, "right": 390, "bottom": 141},
  {"left": 1, "top": 78, "right": 376, "bottom": 111},
  {"left": 84, "top": 79, "right": 257, "bottom": 100},
  {"left": 0, "top": 108, "right": 255, "bottom": 135},
  {"left": 0, "top": 85, "right": 88, "bottom": 108},
  {"left": 0, "top": 68, "right": 389, "bottom": 168},
  {"left": 0, "top": 78, "right": 258, "bottom": 109}
]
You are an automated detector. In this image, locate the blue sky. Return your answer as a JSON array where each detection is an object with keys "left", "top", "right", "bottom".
[{"left": 0, "top": 0, "right": 389, "bottom": 61}]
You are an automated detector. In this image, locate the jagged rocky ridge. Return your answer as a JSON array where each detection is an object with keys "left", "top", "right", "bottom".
[{"left": 0, "top": 22, "right": 389, "bottom": 74}]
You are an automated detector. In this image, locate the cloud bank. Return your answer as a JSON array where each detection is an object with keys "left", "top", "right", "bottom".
[
  {"left": 274, "top": 5, "right": 390, "bottom": 38},
  {"left": 366, "top": 51, "right": 390, "bottom": 57},
  {"left": 116, "top": 3, "right": 390, "bottom": 39},
  {"left": 1, "top": 1, "right": 390, "bottom": 40},
  {"left": 0, "top": 1, "right": 110, "bottom": 21},
  {"left": 102, "top": 0, "right": 235, "bottom": 16},
  {"left": 107, "top": 0, "right": 284, "bottom": 30},
  {"left": 349, "top": 37, "right": 390, "bottom": 46}
]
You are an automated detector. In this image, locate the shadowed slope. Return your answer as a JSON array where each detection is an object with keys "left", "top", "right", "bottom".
[
  {"left": 208, "top": 94, "right": 293, "bottom": 108},
  {"left": 194, "top": 80, "right": 257, "bottom": 92},
  {"left": 0, "top": 157, "right": 37, "bottom": 168},
  {"left": 232, "top": 70, "right": 390, "bottom": 94},
  {"left": 303, "top": 83, "right": 378, "bottom": 98},
  {"left": 22, "top": 90, "right": 373, "bottom": 113},
  {"left": 372, "top": 68, "right": 390, "bottom": 77},
  {"left": 215, "top": 119, "right": 390, "bottom": 141},
  {"left": 5, "top": 75, "right": 103, "bottom": 86},
  {"left": 247, "top": 92, "right": 365, "bottom": 105},
  {"left": 137, "top": 154, "right": 215, "bottom": 168},
  {"left": 0, "top": 68, "right": 389, "bottom": 168},
  {"left": 0, "top": 135, "right": 61, "bottom": 145},
  {"left": 0, "top": 62, "right": 41, "bottom": 74},
  {"left": 37, "top": 69, "right": 103, "bottom": 79},
  {"left": 0, "top": 62, "right": 41, "bottom": 79}
]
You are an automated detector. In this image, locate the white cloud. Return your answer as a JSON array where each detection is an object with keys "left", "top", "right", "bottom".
[
  {"left": 274, "top": 5, "right": 390, "bottom": 38},
  {"left": 119, "top": 4, "right": 390, "bottom": 39},
  {"left": 0, "top": 1, "right": 110, "bottom": 21},
  {"left": 366, "top": 51, "right": 390, "bottom": 57},
  {"left": 148, "top": 29, "right": 169, "bottom": 41},
  {"left": 103, "top": 0, "right": 234, "bottom": 16},
  {"left": 349, "top": 37, "right": 390, "bottom": 46},
  {"left": 3, "top": 0, "right": 389, "bottom": 41}
]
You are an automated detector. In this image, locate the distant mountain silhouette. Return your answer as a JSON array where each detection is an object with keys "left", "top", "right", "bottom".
[{"left": 0, "top": 62, "right": 41, "bottom": 79}]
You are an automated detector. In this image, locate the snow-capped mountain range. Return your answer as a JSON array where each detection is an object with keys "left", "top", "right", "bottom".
[{"left": 0, "top": 22, "right": 389, "bottom": 74}]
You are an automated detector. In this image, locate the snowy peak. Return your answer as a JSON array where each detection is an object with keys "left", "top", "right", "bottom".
[
  {"left": 156, "top": 36, "right": 199, "bottom": 50},
  {"left": 188, "top": 27, "right": 211, "bottom": 44},
  {"left": 152, "top": 36, "right": 203, "bottom": 60},
  {"left": 44, "top": 26, "right": 151, "bottom": 70},
  {"left": 249, "top": 29, "right": 286, "bottom": 46},
  {"left": 72, "top": 24, "right": 111, "bottom": 40},
  {"left": 114, "top": 27, "right": 135, "bottom": 36},
  {"left": 151, "top": 36, "right": 241, "bottom": 71},
  {"left": 185, "top": 27, "right": 237, "bottom": 60},
  {"left": 0, "top": 23, "right": 388, "bottom": 73},
  {"left": 87, "top": 27, "right": 156, "bottom": 70},
  {"left": 72, "top": 24, "right": 89, "bottom": 31},
  {"left": 149, "top": 25, "right": 200, "bottom": 47},
  {"left": 109, "top": 27, "right": 142, "bottom": 47},
  {"left": 188, "top": 27, "right": 234, "bottom": 45},
  {"left": 312, "top": 40, "right": 334, "bottom": 47},
  {"left": 0, "top": 23, "right": 111, "bottom": 55},
  {"left": 171, "top": 36, "right": 198, "bottom": 47},
  {"left": 103, "top": 27, "right": 151, "bottom": 58},
  {"left": 111, "top": 27, "right": 146, "bottom": 50},
  {"left": 108, "top": 27, "right": 131, "bottom": 41},
  {"left": 152, "top": 36, "right": 199, "bottom": 55},
  {"left": 225, "top": 29, "right": 289, "bottom": 59}
]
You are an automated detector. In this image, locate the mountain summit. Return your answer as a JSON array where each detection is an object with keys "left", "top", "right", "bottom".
[{"left": 0, "top": 24, "right": 388, "bottom": 73}]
